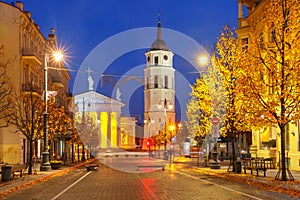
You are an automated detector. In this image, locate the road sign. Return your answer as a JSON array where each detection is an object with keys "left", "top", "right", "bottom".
[{"left": 212, "top": 117, "right": 219, "bottom": 125}]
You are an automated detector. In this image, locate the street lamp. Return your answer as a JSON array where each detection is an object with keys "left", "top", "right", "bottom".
[
  {"left": 40, "top": 50, "right": 63, "bottom": 171},
  {"left": 158, "top": 98, "right": 173, "bottom": 160},
  {"left": 199, "top": 55, "right": 208, "bottom": 66}
]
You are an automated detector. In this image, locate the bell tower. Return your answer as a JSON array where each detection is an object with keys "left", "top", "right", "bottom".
[{"left": 144, "top": 19, "right": 175, "bottom": 138}]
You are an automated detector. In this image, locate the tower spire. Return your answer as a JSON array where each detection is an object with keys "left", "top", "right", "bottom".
[
  {"left": 157, "top": 12, "right": 162, "bottom": 40},
  {"left": 151, "top": 13, "right": 169, "bottom": 51}
]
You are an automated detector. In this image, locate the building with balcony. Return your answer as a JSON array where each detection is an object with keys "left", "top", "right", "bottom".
[{"left": 0, "top": 1, "right": 72, "bottom": 164}]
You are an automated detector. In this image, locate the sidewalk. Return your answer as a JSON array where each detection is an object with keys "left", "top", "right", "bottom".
[
  {"left": 173, "top": 157, "right": 300, "bottom": 198},
  {"left": 0, "top": 159, "right": 95, "bottom": 198},
  {"left": 193, "top": 166, "right": 300, "bottom": 198}
]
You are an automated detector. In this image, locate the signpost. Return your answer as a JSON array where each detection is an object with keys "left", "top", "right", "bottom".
[
  {"left": 211, "top": 117, "right": 221, "bottom": 169},
  {"left": 212, "top": 117, "right": 219, "bottom": 125}
]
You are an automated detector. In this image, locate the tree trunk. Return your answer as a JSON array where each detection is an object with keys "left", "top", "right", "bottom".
[
  {"left": 231, "top": 135, "right": 236, "bottom": 172},
  {"left": 280, "top": 126, "right": 287, "bottom": 181},
  {"left": 71, "top": 143, "right": 74, "bottom": 163},
  {"left": 81, "top": 144, "right": 86, "bottom": 161},
  {"left": 28, "top": 140, "right": 33, "bottom": 175}
]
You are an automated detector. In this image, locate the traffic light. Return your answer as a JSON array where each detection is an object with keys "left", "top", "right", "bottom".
[{"left": 147, "top": 139, "right": 152, "bottom": 147}]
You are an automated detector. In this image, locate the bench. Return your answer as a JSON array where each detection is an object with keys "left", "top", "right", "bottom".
[
  {"left": 243, "top": 157, "right": 267, "bottom": 177},
  {"left": 13, "top": 169, "right": 24, "bottom": 178},
  {"left": 137, "top": 164, "right": 165, "bottom": 171},
  {"left": 86, "top": 164, "right": 99, "bottom": 171},
  {"left": 264, "top": 157, "right": 276, "bottom": 169}
]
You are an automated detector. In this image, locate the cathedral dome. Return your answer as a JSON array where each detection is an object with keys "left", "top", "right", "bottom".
[{"left": 150, "top": 20, "right": 169, "bottom": 51}]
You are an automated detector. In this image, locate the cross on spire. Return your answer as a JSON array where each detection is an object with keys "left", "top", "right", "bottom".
[{"left": 158, "top": 11, "right": 161, "bottom": 22}]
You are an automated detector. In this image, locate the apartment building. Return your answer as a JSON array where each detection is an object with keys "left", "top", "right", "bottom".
[{"left": 0, "top": 1, "right": 72, "bottom": 164}]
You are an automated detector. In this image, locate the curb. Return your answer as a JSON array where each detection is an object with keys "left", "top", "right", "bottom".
[{"left": 0, "top": 158, "right": 96, "bottom": 198}]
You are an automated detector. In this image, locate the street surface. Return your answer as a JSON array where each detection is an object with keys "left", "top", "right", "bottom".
[{"left": 4, "top": 157, "right": 296, "bottom": 200}]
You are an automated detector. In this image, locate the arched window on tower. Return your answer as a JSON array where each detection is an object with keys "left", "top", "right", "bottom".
[
  {"left": 154, "top": 75, "right": 158, "bottom": 88},
  {"left": 164, "top": 75, "right": 168, "bottom": 89},
  {"left": 154, "top": 56, "right": 159, "bottom": 66}
]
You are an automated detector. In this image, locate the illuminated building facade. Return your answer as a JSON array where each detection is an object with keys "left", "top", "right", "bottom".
[
  {"left": 74, "top": 90, "right": 124, "bottom": 149},
  {"left": 0, "top": 1, "right": 72, "bottom": 164}
]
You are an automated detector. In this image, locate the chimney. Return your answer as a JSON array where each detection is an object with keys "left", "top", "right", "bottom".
[{"left": 16, "top": 1, "right": 24, "bottom": 11}]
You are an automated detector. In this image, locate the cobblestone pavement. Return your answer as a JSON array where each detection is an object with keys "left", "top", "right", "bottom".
[{"left": 2, "top": 158, "right": 298, "bottom": 200}]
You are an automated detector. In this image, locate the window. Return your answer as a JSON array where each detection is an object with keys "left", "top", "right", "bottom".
[
  {"left": 164, "top": 76, "right": 168, "bottom": 89},
  {"left": 260, "top": 127, "right": 276, "bottom": 150},
  {"left": 154, "top": 56, "right": 158, "bottom": 66},
  {"left": 23, "top": 65, "right": 28, "bottom": 83},
  {"left": 271, "top": 30, "right": 276, "bottom": 42},
  {"left": 154, "top": 75, "right": 158, "bottom": 88},
  {"left": 242, "top": 38, "right": 248, "bottom": 51}
]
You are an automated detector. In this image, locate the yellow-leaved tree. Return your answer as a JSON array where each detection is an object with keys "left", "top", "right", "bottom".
[
  {"left": 215, "top": 26, "right": 251, "bottom": 172},
  {"left": 186, "top": 78, "right": 212, "bottom": 148},
  {"left": 239, "top": 0, "right": 300, "bottom": 181},
  {"left": 48, "top": 103, "right": 74, "bottom": 160}
]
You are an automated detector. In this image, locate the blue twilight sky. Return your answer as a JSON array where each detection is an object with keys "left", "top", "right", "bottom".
[{"left": 14, "top": 0, "right": 238, "bottom": 123}]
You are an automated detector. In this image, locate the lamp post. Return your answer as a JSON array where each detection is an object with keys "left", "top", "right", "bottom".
[
  {"left": 169, "top": 124, "right": 175, "bottom": 162},
  {"left": 40, "top": 50, "right": 63, "bottom": 171},
  {"left": 158, "top": 98, "right": 173, "bottom": 160},
  {"left": 81, "top": 97, "right": 91, "bottom": 161}
]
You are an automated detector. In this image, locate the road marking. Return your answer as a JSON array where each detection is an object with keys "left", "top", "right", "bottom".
[
  {"left": 173, "top": 170, "right": 263, "bottom": 200},
  {"left": 50, "top": 171, "right": 92, "bottom": 200}
]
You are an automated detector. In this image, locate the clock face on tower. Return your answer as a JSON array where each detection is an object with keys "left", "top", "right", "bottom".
[
  {"left": 164, "top": 55, "right": 168, "bottom": 60},
  {"left": 147, "top": 56, "right": 150, "bottom": 62}
]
